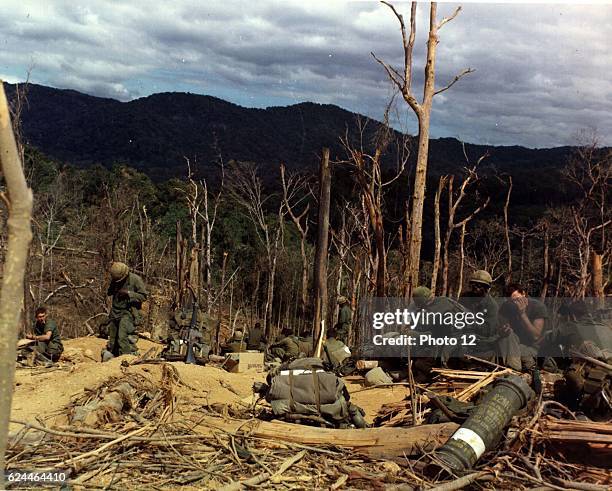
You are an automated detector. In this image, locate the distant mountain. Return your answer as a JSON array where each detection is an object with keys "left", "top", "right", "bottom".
[{"left": 6, "top": 83, "right": 573, "bottom": 182}]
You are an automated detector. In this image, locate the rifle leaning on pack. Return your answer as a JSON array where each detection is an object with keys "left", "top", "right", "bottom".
[{"left": 180, "top": 285, "right": 202, "bottom": 364}]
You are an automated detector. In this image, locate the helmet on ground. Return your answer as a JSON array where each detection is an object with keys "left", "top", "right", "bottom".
[
  {"left": 469, "top": 270, "right": 492, "bottom": 287},
  {"left": 110, "top": 262, "right": 129, "bottom": 281}
]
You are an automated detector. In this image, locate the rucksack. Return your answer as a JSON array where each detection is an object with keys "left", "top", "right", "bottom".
[{"left": 265, "top": 358, "right": 350, "bottom": 425}]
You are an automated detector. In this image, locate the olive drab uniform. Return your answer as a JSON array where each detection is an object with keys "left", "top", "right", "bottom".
[
  {"left": 33, "top": 318, "right": 64, "bottom": 360},
  {"left": 422, "top": 296, "right": 467, "bottom": 359},
  {"left": 499, "top": 298, "right": 548, "bottom": 371},
  {"left": 551, "top": 314, "right": 612, "bottom": 418},
  {"left": 247, "top": 326, "right": 266, "bottom": 351},
  {"left": 323, "top": 337, "right": 351, "bottom": 369},
  {"left": 336, "top": 304, "right": 352, "bottom": 343},
  {"left": 461, "top": 293, "right": 523, "bottom": 370},
  {"left": 107, "top": 272, "right": 148, "bottom": 355},
  {"left": 269, "top": 335, "right": 301, "bottom": 361}
]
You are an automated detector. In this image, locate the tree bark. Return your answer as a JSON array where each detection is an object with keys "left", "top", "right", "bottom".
[
  {"left": 592, "top": 251, "right": 604, "bottom": 308},
  {"left": 0, "top": 81, "right": 34, "bottom": 486},
  {"left": 313, "top": 149, "right": 331, "bottom": 345},
  {"left": 431, "top": 176, "right": 446, "bottom": 294}
]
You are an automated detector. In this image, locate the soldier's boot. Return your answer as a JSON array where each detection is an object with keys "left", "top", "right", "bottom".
[{"left": 349, "top": 403, "right": 367, "bottom": 428}]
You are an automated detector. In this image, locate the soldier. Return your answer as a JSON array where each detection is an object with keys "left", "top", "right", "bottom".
[
  {"left": 26, "top": 307, "right": 64, "bottom": 362},
  {"left": 499, "top": 283, "right": 548, "bottom": 370},
  {"left": 460, "top": 270, "right": 523, "bottom": 370},
  {"left": 104, "top": 261, "right": 148, "bottom": 359},
  {"left": 336, "top": 296, "right": 352, "bottom": 343},
  {"left": 222, "top": 330, "right": 247, "bottom": 354},
  {"left": 411, "top": 286, "right": 466, "bottom": 379},
  {"left": 323, "top": 327, "right": 352, "bottom": 369},
  {"left": 247, "top": 321, "right": 266, "bottom": 351},
  {"left": 552, "top": 301, "right": 612, "bottom": 418},
  {"left": 269, "top": 327, "right": 301, "bottom": 362}
]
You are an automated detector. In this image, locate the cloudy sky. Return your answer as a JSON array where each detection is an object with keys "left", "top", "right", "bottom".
[{"left": 1, "top": 1, "right": 611, "bottom": 148}]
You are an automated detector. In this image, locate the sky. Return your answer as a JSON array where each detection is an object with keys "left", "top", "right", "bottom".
[{"left": 1, "top": 1, "right": 611, "bottom": 148}]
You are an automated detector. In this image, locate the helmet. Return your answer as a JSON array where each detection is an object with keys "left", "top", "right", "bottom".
[
  {"left": 337, "top": 296, "right": 348, "bottom": 305},
  {"left": 470, "top": 270, "right": 492, "bottom": 287},
  {"left": 413, "top": 286, "right": 433, "bottom": 300},
  {"left": 110, "top": 262, "right": 129, "bottom": 281},
  {"left": 233, "top": 330, "right": 244, "bottom": 341},
  {"left": 413, "top": 286, "right": 433, "bottom": 307}
]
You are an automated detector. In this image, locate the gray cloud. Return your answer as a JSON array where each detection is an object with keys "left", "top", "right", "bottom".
[{"left": 1, "top": 1, "right": 610, "bottom": 147}]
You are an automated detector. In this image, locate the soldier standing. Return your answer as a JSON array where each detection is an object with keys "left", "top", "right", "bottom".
[
  {"left": 105, "top": 261, "right": 148, "bottom": 358},
  {"left": 336, "top": 296, "right": 352, "bottom": 343}
]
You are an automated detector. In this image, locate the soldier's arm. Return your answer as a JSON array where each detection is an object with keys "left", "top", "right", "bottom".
[{"left": 127, "top": 277, "right": 148, "bottom": 303}]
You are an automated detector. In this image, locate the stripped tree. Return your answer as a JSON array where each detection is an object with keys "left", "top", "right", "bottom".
[
  {"left": 373, "top": 1, "right": 473, "bottom": 295},
  {"left": 0, "top": 81, "right": 34, "bottom": 487}
]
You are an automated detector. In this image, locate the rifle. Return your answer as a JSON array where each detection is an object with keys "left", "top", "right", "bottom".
[{"left": 181, "top": 285, "right": 201, "bottom": 365}]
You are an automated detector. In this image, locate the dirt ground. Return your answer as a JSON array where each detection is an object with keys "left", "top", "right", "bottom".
[{"left": 12, "top": 337, "right": 405, "bottom": 430}]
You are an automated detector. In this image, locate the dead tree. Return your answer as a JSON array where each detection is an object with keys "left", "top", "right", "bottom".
[
  {"left": 280, "top": 163, "right": 311, "bottom": 320},
  {"left": 227, "top": 162, "right": 285, "bottom": 335},
  {"left": 441, "top": 161, "right": 490, "bottom": 296},
  {"left": 341, "top": 114, "right": 406, "bottom": 297},
  {"left": 430, "top": 175, "right": 448, "bottom": 293},
  {"left": 0, "top": 82, "right": 34, "bottom": 486},
  {"left": 312, "top": 149, "right": 331, "bottom": 344},
  {"left": 373, "top": 1, "right": 473, "bottom": 295},
  {"left": 563, "top": 135, "right": 611, "bottom": 298}
]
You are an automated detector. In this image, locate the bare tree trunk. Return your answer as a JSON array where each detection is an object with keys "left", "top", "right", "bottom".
[
  {"left": 214, "top": 251, "right": 228, "bottom": 354},
  {"left": 592, "top": 251, "right": 604, "bottom": 308},
  {"left": 503, "top": 176, "right": 513, "bottom": 281},
  {"left": 313, "top": 149, "right": 331, "bottom": 346},
  {"left": 540, "top": 225, "right": 550, "bottom": 300},
  {"left": 0, "top": 82, "right": 34, "bottom": 486},
  {"left": 431, "top": 176, "right": 446, "bottom": 293},
  {"left": 175, "top": 220, "right": 184, "bottom": 307},
  {"left": 373, "top": 2, "right": 472, "bottom": 297},
  {"left": 457, "top": 222, "right": 466, "bottom": 297}
]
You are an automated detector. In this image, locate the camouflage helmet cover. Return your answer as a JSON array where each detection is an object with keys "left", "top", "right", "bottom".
[
  {"left": 337, "top": 296, "right": 348, "bottom": 304},
  {"left": 412, "top": 286, "right": 433, "bottom": 300},
  {"left": 110, "top": 261, "right": 129, "bottom": 281},
  {"left": 470, "top": 270, "right": 493, "bottom": 287}
]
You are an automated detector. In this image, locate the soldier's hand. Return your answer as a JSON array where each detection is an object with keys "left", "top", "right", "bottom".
[
  {"left": 512, "top": 296, "right": 528, "bottom": 314},
  {"left": 498, "top": 323, "right": 513, "bottom": 337},
  {"left": 117, "top": 289, "right": 130, "bottom": 300}
]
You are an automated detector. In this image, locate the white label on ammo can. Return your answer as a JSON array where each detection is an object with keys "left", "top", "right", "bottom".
[{"left": 450, "top": 428, "right": 486, "bottom": 459}]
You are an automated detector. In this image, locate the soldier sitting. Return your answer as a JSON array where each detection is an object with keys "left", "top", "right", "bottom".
[
  {"left": 498, "top": 283, "right": 548, "bottom": 371},
  {"left": 323, "top": 327, "right": 352, "bottom": 370},
  {"left": 247, "top": 322, "right": 267, "bottom": 351},
  {"left": 25, "top": 307, "right": 64, "bottom": 363},
  {"left": 222, "top": 330, "right": 247, "bottom": 354},
  {"left": 269, "top": 327, "right": 301, "bottom": 362}
]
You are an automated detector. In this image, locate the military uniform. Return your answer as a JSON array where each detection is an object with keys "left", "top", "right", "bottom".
[
  {"left": 499, "top": 298, "right": 548, "bottom": 370},
  {"left": 107, "top": 269, "right": 148, "bottom": 356},
  {"left": 247, "top": 326, "right": 266, "bottom": 351},
  {"left": 33, "top": 318, "right": 64, "bottom": 361},
  {"left": 336, "top": 303, "right": 352, "bottom": 343},
  {"left": 323, "top": 337, "right": 351, "bottom": 368},
  {"left": 269, "top": 335, "right": 301, "bottom": 361}
]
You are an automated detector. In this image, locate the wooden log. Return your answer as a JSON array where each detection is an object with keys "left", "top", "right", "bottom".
[{"left": 196, "top": 415, "right": 458, "bottom": 458}]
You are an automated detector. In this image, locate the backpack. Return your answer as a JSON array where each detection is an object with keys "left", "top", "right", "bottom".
[{"left": 265, "top": 358, "right": 350, "bottom": 425}]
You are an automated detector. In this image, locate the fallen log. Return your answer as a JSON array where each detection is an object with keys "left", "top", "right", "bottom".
[{"left": 195, "top": 415, "right": 458, "bottom": 458}]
